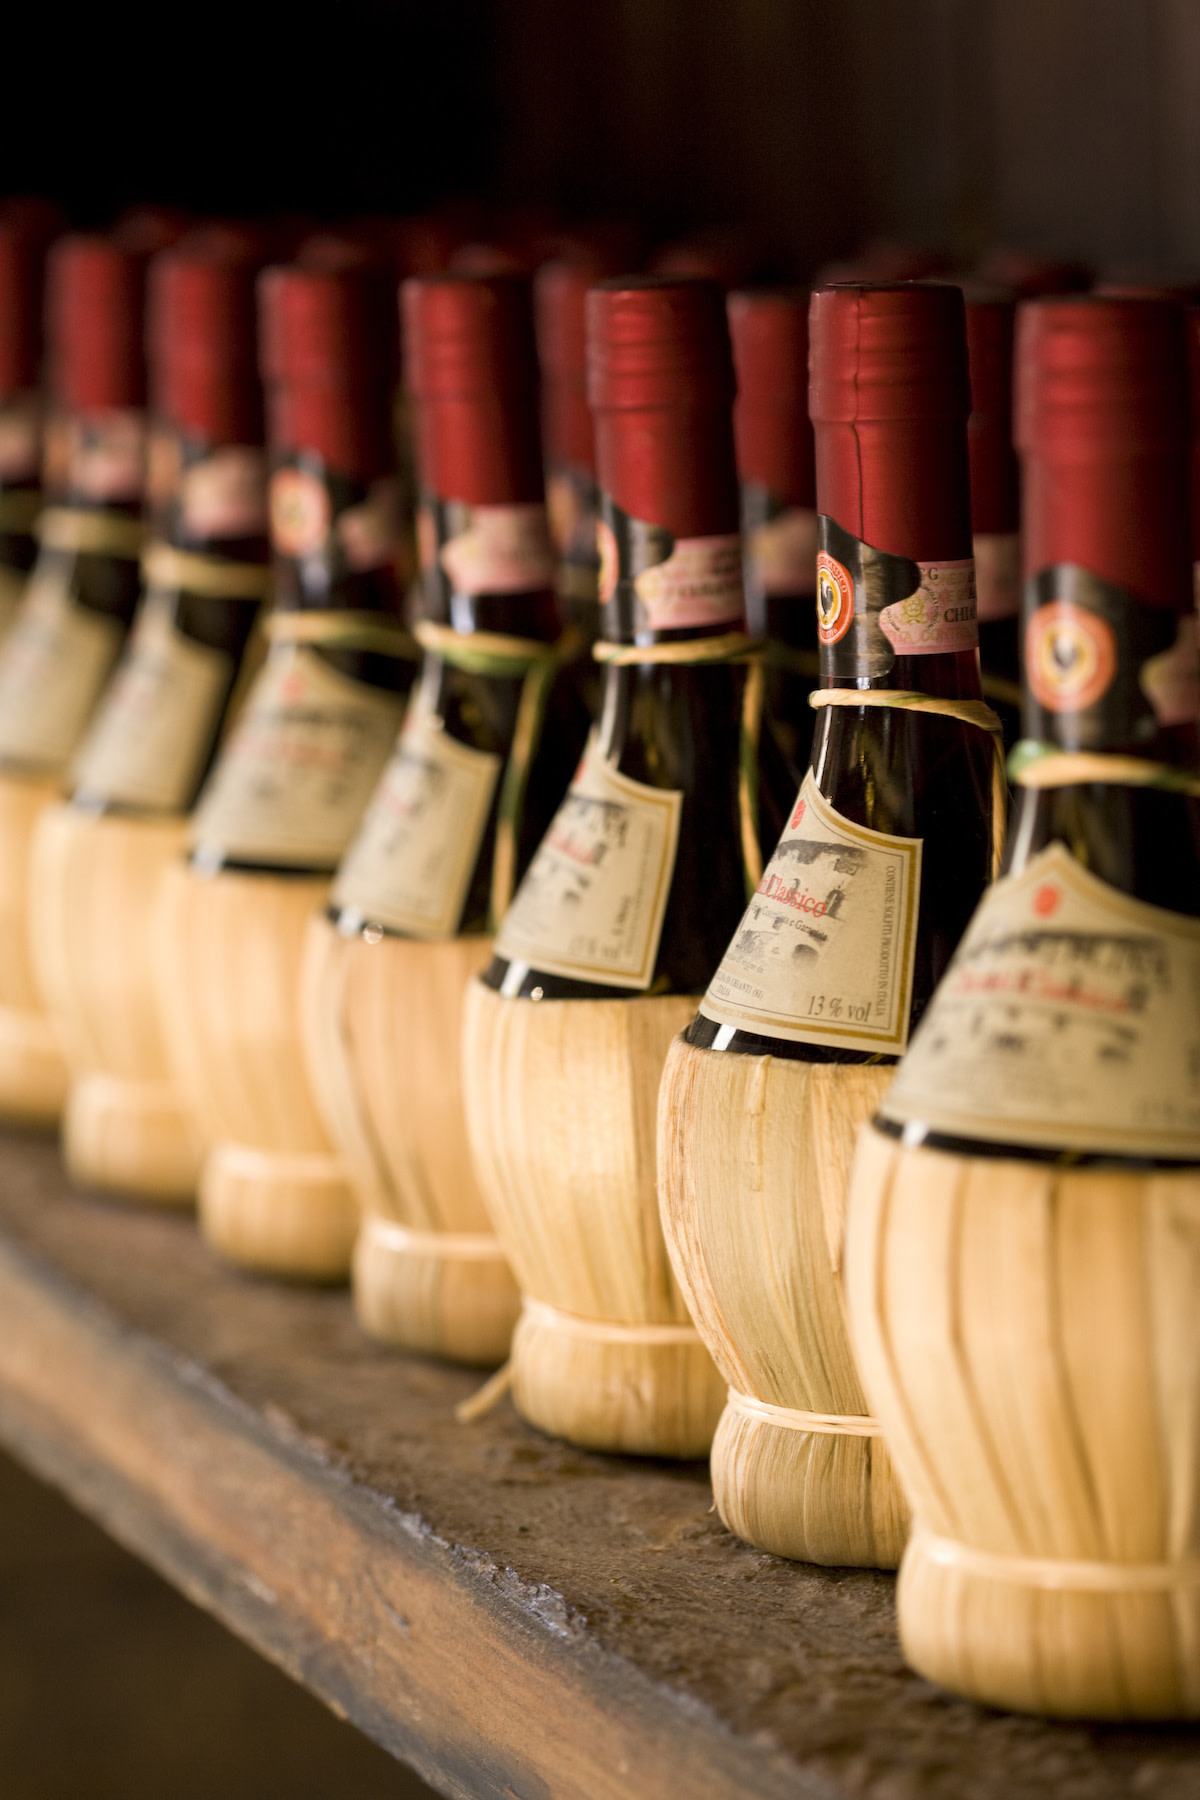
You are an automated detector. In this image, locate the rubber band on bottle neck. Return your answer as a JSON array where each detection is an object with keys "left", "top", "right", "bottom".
[
  {"left": 142, "top": 540, "right": 271, "bottom": 601},
  {"left": 37, "top": 505, "right": 144, "bottom": 558},
  {"left": 263, "top": 608, "right": 419, "bottom": 659},
  {"left": 1008, "top": 738, "right": 1200, "bottom": 798}
]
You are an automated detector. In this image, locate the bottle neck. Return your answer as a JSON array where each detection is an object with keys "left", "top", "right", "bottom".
[
  {"left": 418, "top": 488, "right": 560, "bottom": 641},
  {"left": 269, "top": 450, "right": 402, "bottom": 617},
  {"left": 62, "top": 407, "right": 146, "bottom": 516},
  {"left": 596, "top": 486, "right": 746, "bottom": 648},
  {"left": 816, "top": 512, "right": 982, "bottom": 702}
]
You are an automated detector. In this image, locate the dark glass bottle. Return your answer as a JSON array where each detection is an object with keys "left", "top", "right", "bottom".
[
  {"left": 879, "top": 296, "right": 1200, "bottom": 1169},
  {"left": 329, "top": 271, "right": 587, "bottom": 943},
  {"left": 0, "top": 236, "right": 150, "bottom": 781},
  {"left": 0, "top": 217, "right": 51, "bottom": 629},
  {"left": 482, "top": 276, "right": 753, "bottom": 1003},
  {"left": 964, "top": 285, "right": 1023, "bottom": 740},
  {"left": 728, "top": 287, "right": 818, "bottom": 780},
  {"left": 687, "top": 281, "right": 997, "bottom": 1065},
  {"left": 71, "top": 239, "right": 269, "bottom": 817},
  {"left": 188, "top": 264, "right": 415, "bottom": 879}
]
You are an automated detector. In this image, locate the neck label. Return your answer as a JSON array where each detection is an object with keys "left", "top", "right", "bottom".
[
  {"left": 332, "top": 686, "right": 501, "bottom": 939},
  {"left": 1024, "top": 565, "right": 1190, "bottom": 749},
  {"left": 597, "top": 498, "right": 745, "bottom": 635},
  {"left": 71, "top": 589, "right": 234, "bottom": 812},
  {"left": 880, "top": 842, "right": 1200, "bottom": 1161},
  {"left": 188, "top": 642, "right": 404, "bottom": 869},
  {"left": 699, "top": 771, "right": 922, "bottom": 1051},
  {"left": 0, "top": 558, "right": 123, "bottom": 774},
  {"left": 817, "top": 515, "right": 977, "bottom": 681},
  {"left": 973, "top": 531, "right": 1021, "bottom": 623},
  {"left": 494, "top": 733, "right": 682, "bottom": 990}
]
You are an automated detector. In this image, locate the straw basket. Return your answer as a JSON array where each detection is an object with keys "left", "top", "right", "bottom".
[
  {"left": 461, "top": 981, "right": 724, "bottom": 1456},
  {"left": 658, "top": 1035, "right": 907, "bottom": 1565},
  {"left": 301, "top": 915, "right": 519, "bottom": 1364},
  {"left": 844, "top": 1122, "right": 1200, "bottom": 1718},
  {"left": 30, "top": 803, "right": 202, "bottom": 1202},
  {"left": 156, "top": 861, "right": 356, "bottom": 1280},
  {"left": 0, "top": 770, "right": 69, "bottom": 1123}
]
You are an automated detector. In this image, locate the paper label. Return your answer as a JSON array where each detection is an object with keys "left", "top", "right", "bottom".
[
  {"left": 1140, "top": 612, "right": 1200, "bottom": 729},
  {"left": 71, "top": 591, "right": 234, "bottom": 811},
  {"left": 494, "top": 735, "right": 683, "bottom": 990},
  {"left": 699, "top": 772, "right": 922, "bottom": 1051},
  {"left": 438, "top": 502, "right": 556, "bottom": 596},
  {"left": 629, "top": 533, "right": 745, "bottom": 631},
  {"left": 880, "top": 843, "right": 1200, "bottom": 1160},
  {"left": 973, "top": 531, "right": 1021, "bottom": 623},
  {"left": 189, "top": 644, "right": 405, "bottom": 868},
  {"left": 0, "top": 561, "right": 123, "bottom": 773},
  {"left": 747, "top": 506, "right": 818, "bottom": 598},
  {"left": 67, "top": 410, "right": 145, "bottom": 504},
  {"left": 331, "top": 690, "right": 501, "bottom": 939},
  {"left": 180, "top": 447, "right": 268, "bottom": 542},
  {"left": 0, "top": 397, "right": 41, "bottom": 483},
  {"left": 269, "top": 468, "right": 332, "bottom": 558},
  {"left": 878, "top": 558, "right": 977, "bottom": 656}
]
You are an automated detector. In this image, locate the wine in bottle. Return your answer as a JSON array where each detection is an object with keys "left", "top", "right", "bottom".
[
  {"left": 0, "top": 235, "right": 151, "bottom": 1124},
  {"left": 728, "top": 286, "right": 819, "bottom": 782},
  {"left": 461, "top": 276, "right": 755, "bottom": 1457},
  {"left": 157, "top": 262, "right": 415, "bottom": 1280},
  {"left": 845, "top": 296, "right": 1200, "bottom": 1718},
  {"left": 30, "top": 233, "right": 271, "bottom": 1204},
  {"left": 965, "top": 284, "right": 1023, "bottom": 738},
  {"left": 658, "top": 282, "right": 1001, "bottom": 1565},
  {"left": 302, "top": 272, "right": 586, "bottom": 1364}
]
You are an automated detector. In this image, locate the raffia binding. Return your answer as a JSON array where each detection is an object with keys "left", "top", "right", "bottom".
[
  {"left": 592, "top": 629, "right": 758, "bottom": 667},
  {"left": 915, "top": 1527, "right": 1200, "bottom": 1593},
  {"left": 520, "top": 1295, "right": 703, "bottom": 1345},
  {"left": 414, "top": 617, "right": 583, "bottom": 925},
  {"left": 725, "top": 1387, "right": 881, "bottom": 1438},
  {"left": 0, "top": 490, "right": 41, "bottom": 534},
  {"left": 361, "top": 1213, "right": 509, "bottom": 1262},
  {"left": 1009, "top": 738, "right": 1200, "bottom": 798},
  {"left": 455, "top": 1361, "right": 515, "bottom": 1424},
  {"left": 810, "top": 686, "right": 1007, "bottom": 876},
  {"left": 141, "top": 540, "right": 271, "bottom": 601},
  {"left": 263, "top": 607, "right": 420, "bottom": 659},
  {"left": 37, "top": 504, "right": 144, "bottom": 558}
]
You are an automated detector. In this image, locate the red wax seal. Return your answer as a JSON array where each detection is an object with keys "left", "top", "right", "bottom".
[
  {"left": 808, "top": 283, "right": 973, "bottom": 562},
  {"left": 149, "top": 239, "right": 263, "bottom": 447},
  {"left": 47, "top": 235, "right": 149, "bottom": 412},
  {"left": 1016, "top": 296, "right": 1191, "bottom": 611},
  {"left": 728, "top": 289, "right": 815, "bottom": 507},
  {"left": 585, "top": 276, "right": 739, "bottom": 536},
  {"left": 963, "top": 288, "right": 1019, "bottom": 536},
  {"left": 402, "top": 274, "right": 543, "bottom": 505},
  {"left": 258, "top": 265, "right": 397, "bottom": 481}
]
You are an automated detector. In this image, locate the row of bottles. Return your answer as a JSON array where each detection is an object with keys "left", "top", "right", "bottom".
[{"left": 0, "top": 195, "right": 1196, "bottom": 1726}]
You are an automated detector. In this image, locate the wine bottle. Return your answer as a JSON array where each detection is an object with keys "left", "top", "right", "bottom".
[
  {"left": 535, "top": 256, "right": 608, "bottom": 659},
  {"left": 30, "top": 233, "right": 271, "bottom": 1205},
  {"left": 0, "top": 215, "right": 52, "bottom": 635},
  {"left": 157, "top": 262, "right": 415, "bottom": 1281},
  {"left": 965, "top": 285, "right": 1023, "bottom": 737},
  {"left": 0, "top": 235, "right": 150, "bottom": 1125},
  {"left": 461, "top": 276, "right": 755, "bottom": 1457},
  {"left": 845, "top": 297, "right": 1200, "bottom": 1719},
  {"left": 303, "top": 272, "right": 585, "bottom": 1364},
  {"left": 658, "top": 282, "right": 1001, "bottom": 1568},
  {"left": 728, "top": 286, "right": 818, "bottom": 779}
]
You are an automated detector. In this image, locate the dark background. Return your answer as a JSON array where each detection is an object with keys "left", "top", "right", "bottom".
[{"left": 3, "top": 0, "right": 1198, "bottom": 273}]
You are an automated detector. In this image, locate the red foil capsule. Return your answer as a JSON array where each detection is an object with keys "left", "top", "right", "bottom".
[
  {"left": 46, "top": 236, "right": 149, "bottom": 412},
  {"left": 963, "top": 290, "right": 1019, "bottom": 536},
  {"left": 1015, "top": 296, "right": 1191, "bottom": 612},
  {"left": 809, "top": 282, "right": 973, "bottom": 560},
  {"left": 402, "top": 273, "right": 543, "bottom": 504},
  {"left": 728, "top": 288, "right": 814, "bottom": 508},
  {"left": 149, "top": 244, "right": 263, "bottom": 447},
  {"left": 585, "top": 275, "right": 739, "bottom": 536},
  {"left": 258, "top": 266, "right": 396, "bottom": 481},
  {"left": 536, "top": 256, "right": 625, "bottom": 477}
]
